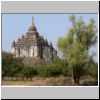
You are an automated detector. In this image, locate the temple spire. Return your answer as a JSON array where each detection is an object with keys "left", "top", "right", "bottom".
[
  {"left": 28, "top": 17, "right": 37, "bottom": 31},
  {"left": 32, "top": 17, "right": 34, "bottom": 26}
]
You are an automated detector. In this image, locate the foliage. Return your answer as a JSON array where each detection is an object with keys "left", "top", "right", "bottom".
[
  {"left": 2, "top": 51, "right": 37, "bottom": 79},
  {"left": 37, "top": 59, "right": 69, "bottom": 77},
  {"left": 2, "top": 52, "right": 71, "bottom": 79},
  {"left": 20, "top": 66, "right": 38, "bottom": 79},
  {"left": 57, "top": 15, "right": 98, "bottom": 85}
]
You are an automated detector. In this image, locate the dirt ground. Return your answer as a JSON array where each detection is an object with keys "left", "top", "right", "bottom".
[{"left": 1, "top": 76, "right": 97, "bottom": 86}]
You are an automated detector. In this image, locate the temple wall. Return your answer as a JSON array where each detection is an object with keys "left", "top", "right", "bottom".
[
  {"left": 34, "top": 45, "right": 39, "bottom": 58},
  {"left": 15, "top": 48, "right": 19, "bottom": 57},
  {"left": 12, "top": 47, "right": 15, "bottom": 55},
  {"left": 30, "top": 46, "right": 34, "bottom": 57}
]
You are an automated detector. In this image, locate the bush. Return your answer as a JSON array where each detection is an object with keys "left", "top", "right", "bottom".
[
  {"left": 18, "top": 66, "right": 38, "bottom": 79},
  {"left": 37, "top": 67, "right": 46, "bottom": 77},
  {"left": 62, "top": 67, "right": 72, "bottom": 77},
  {"left": 45, "top": 64, "right": 63, "bottom": 77},
  {"left": 2, "top": 51, "right": 72, "bottom": 79},
  {"left": 37, "top": 59, "right": 69, "bottom": 77}
]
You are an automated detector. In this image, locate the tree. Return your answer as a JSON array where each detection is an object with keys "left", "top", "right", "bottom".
[
  {"left": 37, "top": 59, "right": 69, "bottom": 77},
  {"left": 2, "top": 51, "right": 24, "bottom": 79},
  {"left": 57, "top": 15, "right": 97, "bottom": 85},
  {"left": 21, "top": 67, "right": 38, "bottom": 80}
]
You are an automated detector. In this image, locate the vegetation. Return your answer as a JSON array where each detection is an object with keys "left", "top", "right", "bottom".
[
  {"left": 2, "top": 15, "right": 98, "bottom": 86},
  {"left": 57, "top": 15, "right": 98, "bottom": 85},
  {"left": 2, "top": 52, "right": 70, "bottom": 80},
  {"left": 2, "top": 51, "right": 38, "bottom": 80}
]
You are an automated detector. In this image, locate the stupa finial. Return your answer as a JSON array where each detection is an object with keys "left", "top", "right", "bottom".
[{"left": 32, "top": 16, "right": 34, "bottom": 25}]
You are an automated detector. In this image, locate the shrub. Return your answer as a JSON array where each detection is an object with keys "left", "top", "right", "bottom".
[{"left": 20, "top": 66, "right": 38, "bottom": 79}]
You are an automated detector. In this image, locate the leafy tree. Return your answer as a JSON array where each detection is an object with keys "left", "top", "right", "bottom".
[
  {"left": 45, "top": 64, "right": 62, "bottom": 77},
  {"left": 2, "top": 51, "right": 24, "bottom": 79},
  {"left": 20, "top": 66, "right": 38, "bottom": 80},
  {"left": 57, "top": 15, "right": 97, "bottom": 85},
  {"left": 37, "top": 59, "right": 69, "bottom": 77},
  {"left": 85, "top": 57, "right": 98, "bottom": 79},
  {"left": 37, "top": 66, "right": 47, "bottom": 77}
]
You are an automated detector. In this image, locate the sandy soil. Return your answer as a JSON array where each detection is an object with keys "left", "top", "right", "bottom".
[{"left": 2, "top": 76, "right": 97, "bottom": 86}]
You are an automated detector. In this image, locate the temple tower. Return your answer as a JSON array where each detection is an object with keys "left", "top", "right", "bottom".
[{"left": 12, "top": 17, "right": 58, "bottom": 65}]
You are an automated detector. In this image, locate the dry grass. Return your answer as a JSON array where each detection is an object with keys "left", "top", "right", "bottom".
[
  {"left": 46, "top": 77, "right": 74, "bottom": 86},
  {"left": 2, "top": 76, "right": 73, "bottom": 86},
  {"left": 2, "top": 76, "right": 97, "bottom": 86},
  {"left": 2, "top": 81, "right": 47, "bottom": 86}
]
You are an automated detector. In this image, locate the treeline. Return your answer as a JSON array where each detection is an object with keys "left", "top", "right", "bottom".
[
  {"left": 2, "top": 51, "right": 37, "bottom": 80},
  {"left": 2, "top": 51, "right": 98, "bottom": 83},
  {"left": 2, "top": 51, "right": 72, "bottom": 80}
]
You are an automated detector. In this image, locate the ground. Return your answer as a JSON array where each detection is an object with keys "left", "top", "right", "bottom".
[{"left": 2, "top": 76, "right": 97, "bottom": 86}]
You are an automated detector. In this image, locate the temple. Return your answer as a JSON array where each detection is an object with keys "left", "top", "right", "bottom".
[{"left": 12, "top": 17, "right": 57, "bottom": 65}]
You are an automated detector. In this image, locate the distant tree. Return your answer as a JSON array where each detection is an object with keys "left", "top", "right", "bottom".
[
  {"left": 85, "top": 56, "right": 98, "bottom": 80},
  {"left": 37, "top": 59, "right": 69, "bottom": 77},
  {"left": 57, "top": 15, "right": 97, "bottom": 85},
  {"left": 2, "top": 51, "right": 24, "bottom": 79},
  {"left": 21, "top": 67, "right": 38, "bottom": 80}
]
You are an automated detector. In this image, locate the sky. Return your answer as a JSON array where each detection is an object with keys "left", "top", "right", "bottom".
[{"left": 2, "top": 14, "right": 98, "bottom": 62}]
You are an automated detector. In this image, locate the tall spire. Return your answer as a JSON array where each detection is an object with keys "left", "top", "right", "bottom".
[
  {"left": 28, "top": 16, "right": 37, "bottom": 31},
  {"left": 32, "top": 16, "right": 34, "bottom": 26}
]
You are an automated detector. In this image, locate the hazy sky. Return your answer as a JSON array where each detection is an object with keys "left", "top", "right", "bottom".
[{"left": 2, "top": 14, "right": 98, "bottom": 62}]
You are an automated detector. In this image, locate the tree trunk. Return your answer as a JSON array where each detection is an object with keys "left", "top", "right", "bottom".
[
  {"left": 12, "top": 76, "right": 13, "bottom": 81},
  {"left": 76, "top": 77, "right": 80, "bottom": 85},
  {"left": 73, "top": 76, "right": 80, "bottom": 85}
]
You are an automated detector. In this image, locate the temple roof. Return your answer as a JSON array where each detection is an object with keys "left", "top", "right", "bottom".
[
  {"left": 12, "top": 17, "right": 55, "bottom": 50},
  {"left": 28, "top": 17, "right": 37, "bottom": 32}
]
